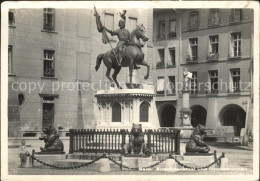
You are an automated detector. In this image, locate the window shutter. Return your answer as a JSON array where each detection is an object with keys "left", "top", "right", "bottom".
[
  {"left": 229, "top": 34, "right": 234, "bottom": 57},
  {"left": 208, "top": 37, "right": 212, "bottom": 55}
]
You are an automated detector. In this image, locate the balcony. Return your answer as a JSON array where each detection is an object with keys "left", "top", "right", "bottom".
[
  {"left": 208, "top": 18, "right": 220, "bottom": 27},
  {"left": 167, "top": 32, "right": 177, "bottom": 39},
  {"left": 229, "top": 15, "right": 242, "bottom": 24},
  {"left": 207, "top": 53, "right": 219, "bottom": 61},
  {"left": 228, "top": 52, "right": 242, "bottom": 60},
  {"left": 156, "top": 61, "right": 165, "bottom": 69},
  {"left": 157, "top": 34, "right": 166, "bottom": 41},
  {"left": 166, "top": 62, "right": 176, "bottom": 68},
  {"left": 187, "top": 21, "right": 200, "bottom": 31},
  {"left": 186, "top": 55, "right": 197, "bottom": 64}
]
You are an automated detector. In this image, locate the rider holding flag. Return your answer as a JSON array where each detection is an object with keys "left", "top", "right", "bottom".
[{"left": 104, "top": 10, "right": 139, "bottom": 69}]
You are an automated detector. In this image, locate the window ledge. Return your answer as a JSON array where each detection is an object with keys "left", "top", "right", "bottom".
[
  {"left": 8, "top": 73, "right": 16, "bottom": 77},
  {"left": 208, "top": 24, "right": 220, "bottom": 28},
  {"left": 41, "top": 76, "right": 58, "bottom": 80},
  {"left": 227, "top": 92, "right": 241, "bottom": 96},
  {"left": 9, "top": 25, "right": 16, "bottom": 28},
  {"left": 41, "top": 30, "right": 58, "bottom": 34},
  {"left": 228, "top": 56, "right": 242, "bottom": 60},
  {"left": 166, "top": 65, "right": 176, "bottom": 68},
  {"left": 156, "top": 66, "right": 165, "bottom": 69}
]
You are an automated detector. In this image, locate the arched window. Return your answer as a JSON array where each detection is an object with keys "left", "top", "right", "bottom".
[
  {"left": 140, "top": 102, "right": 149, "bottom": 122},
  {"left": 112, "top": 102, "right": 121, "bottom": 122}
]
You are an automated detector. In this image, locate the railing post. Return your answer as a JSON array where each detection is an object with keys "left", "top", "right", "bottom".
[
  {"left": 69, "top": 129, "right": 74, "bottom": 154},
  {"left": 121, "top": 129, "right": 126, "bottom": 155},
  {"left": 174, "top": 130, "right": 180, "bottom": 155},
  {"left": 147, "top": 129, "right": 152, "bottom": 152}
]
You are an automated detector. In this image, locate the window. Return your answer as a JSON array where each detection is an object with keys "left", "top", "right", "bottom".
[
  {"left": 105, "top": 13, "right": 114, "bottom": 40},
  {"left": 230, "top": 9, "right": 242, "bottom": 23},
  {"left": 168, "top": 19, "right": 176, "bottom": 38},
  {"left": 43, "top": 8, "right": 55, "bottom": 31},
  {"left": 112, "top": 102, "right": 121, "bottom": 122},
  {"left": 188, "top": 38, "right": 198, "bottom": 61},
  {"left": 188, "top": 11, "right": 199, "bottom": 30},
  {"left": 168, "top": 48, "right": 176, "bottom": 67},
  {"left": 157, "top": 77, "right": 165, "bottom": 94},
  {"left": 140, "top": 102, "right": 149, "bottom": 122},
  {"left": 208, "top": 9, "right": 220, "bottom": 26},
  {"left": 128, "top": 17, "right": 137, "bottom": 32},
  {"left": 43, "top": 50, "right": 55, "bottom": 77},
  {"left": 208, "top": 35, "right": 219, "bottom": 59},
  {"left": 209, "top": 70, "right": 218, "bottom": 93},
  {"left": 156, "top": 49, "right": 165, "bottom": 68},
  {"left": 9, "top": 11, "right": 15, "bottom": 26},
  {"left": 42, "top": 103, "right": 54, "bottom": 128},
  {"left": 8, "top": 45, "right": 13, "bottom": 74},
  {"left": 167, "top": 76, "right": 175, "bottom": 95},
  {"left": 229, "top": 32, "right": 241, "bottom": 57},
  {"left": 230, "top": 69, "right": 240, "bottom": 93},
  {"left": 191, "top": 72, "right": 198, "bottom": 94},
  {"left": 157, "top": 21, "right": 166, "bottom": 40}
]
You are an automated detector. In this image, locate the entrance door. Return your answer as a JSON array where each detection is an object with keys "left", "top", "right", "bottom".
[{"left": 42, "top": 103, "right": 54, "bottom": 128}]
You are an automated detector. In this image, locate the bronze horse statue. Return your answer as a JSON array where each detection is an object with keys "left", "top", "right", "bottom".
[{"left": 95, "top": 24, "right": 149, "bottom": 88}]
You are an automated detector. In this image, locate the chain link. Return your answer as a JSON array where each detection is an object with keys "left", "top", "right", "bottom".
[
  {"left": 27, "top": 153, "right": 105, "bottom": 170},
  {"left": 27, "top": 153, "right": 224, "bottom": 171}
]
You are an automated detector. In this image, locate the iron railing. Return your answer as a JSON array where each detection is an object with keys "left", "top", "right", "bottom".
[{"left": 69, "top": 128, "right": 180, "bottom": 155}]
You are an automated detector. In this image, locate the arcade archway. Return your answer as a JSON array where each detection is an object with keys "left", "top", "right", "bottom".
[
  {"left": 191, "top": 105, "right": 207, "bottom": 127},
  {"left": 160, "top": 104, "right": 176, "bottom": 127},
  {"left": 219, "top": 104, "right": 246, "bottom": 136}
]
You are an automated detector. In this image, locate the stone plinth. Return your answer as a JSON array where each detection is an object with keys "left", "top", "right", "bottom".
[
  {"left": 94, "top": 85, "right": 159, "bottom": 130},
  {"left": 182, "top": 155, "right": 215, "bottom": 168},
  {"left": 98, "top": 158, "right": 110, "bottom": 172},
  {"left": 121, "top": 156, "right": 153, "bottom": 171},
  {"left": 32, "top": 154, "right": 67, "bottom": 167}
]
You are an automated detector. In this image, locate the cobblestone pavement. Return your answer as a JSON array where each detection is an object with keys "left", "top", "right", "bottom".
[{"left": 7, "top": 142, "right": 253, "bottom": 175}]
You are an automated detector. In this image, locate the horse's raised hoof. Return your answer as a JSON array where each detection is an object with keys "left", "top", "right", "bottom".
[{"left": 144, "top": 75, "right": 149, "bottom": 79}]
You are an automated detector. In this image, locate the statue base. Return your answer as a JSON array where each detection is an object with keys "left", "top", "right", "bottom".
[
  {"left": 35, "top": 151, "right": 65, "bottom": 154},
  {"left": 123, "top": 153, "right": 150, "bottom": 158},
  {"left": 183, "top": 152, "right": 214, "bottom": 156},
  {"left": 121, "top": 156, "right": 153, "bottom": 171},
  {"left": 32, "top": 153, "right": 67, "bottom": 167}
]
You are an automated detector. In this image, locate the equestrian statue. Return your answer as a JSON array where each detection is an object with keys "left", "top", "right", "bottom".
[{"left": 94, "top": 7, "right": 150, "bottom": 88}]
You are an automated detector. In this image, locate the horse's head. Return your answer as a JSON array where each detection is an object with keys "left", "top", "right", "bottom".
[{"left": 133, "top": 24, "right": 149, "bottom": 43}]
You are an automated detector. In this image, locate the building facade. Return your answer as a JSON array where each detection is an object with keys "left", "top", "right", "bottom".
[
  {"left": 153, "top": 8, "right": 253, "bottom": 137},
  {"left": 8, "top": 8, "right": 153, "bottom": 137}
]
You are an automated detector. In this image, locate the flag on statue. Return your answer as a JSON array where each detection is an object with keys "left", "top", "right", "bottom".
[{"left": 94, "top": 5, "right": 110, "bottom": 44}]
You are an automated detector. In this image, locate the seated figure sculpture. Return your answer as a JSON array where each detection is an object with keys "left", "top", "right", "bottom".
[
  {"left": 39, "top": 125, "right": 64, "bottom": 153},
  {"left": 123, "top": 124, "right": 151, "bottom": 156},
  {"left": 185, "top": 124, "right": 210, "bottom": 153}
]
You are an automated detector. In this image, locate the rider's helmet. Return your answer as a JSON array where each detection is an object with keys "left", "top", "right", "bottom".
[{"left": 118, "top": 19, "right": 126, "bottom": 28}]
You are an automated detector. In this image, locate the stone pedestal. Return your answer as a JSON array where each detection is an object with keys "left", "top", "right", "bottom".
[
  {"left": 178, "top": 90, "right": 193, "bottom": 138},
  {"left": 94, "top": 85, "right": 159, "bottom": 130},
  {"left": 98, "top": 158, "right": 111, "bottom": 172},
  {"left": 182, "top": 155, "right": 215, "bottom": 168},
  {"left": 121, "top": 156, "right": 153, "bottom": 171},
  {"left": 32, "top": 154, "right": 66, "bottom": 167},
  {"left": 164, "top": 159, "right": 177, "bottom": 172}
]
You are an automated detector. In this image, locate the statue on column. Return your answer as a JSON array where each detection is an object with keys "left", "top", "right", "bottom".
[{"left": 183, "top": 68, "right": 193, "bottom": 91}]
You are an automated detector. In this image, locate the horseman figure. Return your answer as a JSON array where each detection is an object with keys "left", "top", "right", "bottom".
[
  {"left": 94, "top": 7, "right": 150, "bottom": 88},
  {"left": 104, "top": 11, "right": 139, "bottom": 69}
]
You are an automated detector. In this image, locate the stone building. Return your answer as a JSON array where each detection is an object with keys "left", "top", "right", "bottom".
[
  {"left": 152, "top": 8, "right": 253, "bottom": 137},
  {"left": 8, "top": 8, "right": 153, "bottom": 137}
]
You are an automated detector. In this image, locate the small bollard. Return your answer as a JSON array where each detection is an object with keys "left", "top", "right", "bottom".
[
  {"left": 164, "top": 159, "right": 177, "bottom": 172},
  {"left": 98, "top": 158, "right": 110, "bottom": 173}
]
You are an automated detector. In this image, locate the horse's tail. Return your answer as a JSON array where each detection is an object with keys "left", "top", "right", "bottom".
[{"left": 95, "top": 53, "right": 104, "bottom": 71}]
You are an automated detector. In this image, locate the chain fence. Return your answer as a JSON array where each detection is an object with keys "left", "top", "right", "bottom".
[{"left": 26, "top": 152, "right": 225, "bottom": 171}]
